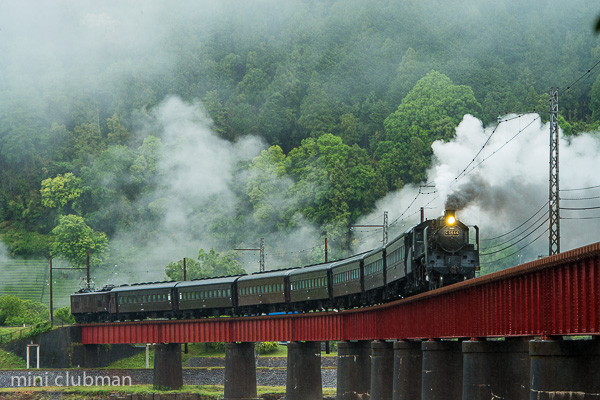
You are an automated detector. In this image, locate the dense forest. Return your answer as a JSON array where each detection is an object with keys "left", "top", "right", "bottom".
[{"left": 1, "top": 0, "right": 600, "bottom": 277}]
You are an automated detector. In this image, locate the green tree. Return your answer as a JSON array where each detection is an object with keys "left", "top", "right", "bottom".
[
  {"left": 53, "top": 307, "right": 75, "bottom": 325},
  {"left": 0, "top": 296, "right": 49, "bottom": 326},
  {"left": 106, "top": 114, "right": 132, "bottom": 146},
  {"left": 50, "top": 214, "right": 109, "bottom": 267},
  {"left": 40, "top": 173, "right": 82, "bottom": 212},
  {"left": 165, "top": 248, "right": 246, "bottom": 281},
  {"left": 298, "top": 74, "right": 336, "bottom": 138},
  {"left": 72, "top": 122, "right": 105, "bottom": 164},
  {"left": 379, "top": 71, "right": 482, "bottom": 188}
]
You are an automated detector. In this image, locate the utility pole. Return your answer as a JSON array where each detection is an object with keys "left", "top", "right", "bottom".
[
  {"left": 259, "top": 238, "right": 265, "bottom": 272},
  {"left": 86, "top": 251, "right": 90, "bottom": 288},
  {"left": 351, "top": 211, "right": 389, "bottom": 246},
  {"left": 549, "top": 88, "right": 560, "bottom": 255},
  {"left": 49, "top": 259, "right": 89, "bottom": 326},
  {"left": 49, "top": 260, "right": 53, "bottom": 326},
  {"left": 234, "top": 238, "right": 265, "bottom": 272}
]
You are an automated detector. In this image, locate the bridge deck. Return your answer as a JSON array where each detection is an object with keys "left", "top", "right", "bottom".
[{"left": 81, "top": 242, "right": 600, "bottom": 344}]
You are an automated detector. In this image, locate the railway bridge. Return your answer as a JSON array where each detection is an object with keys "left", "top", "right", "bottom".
[{"left": 78, "top": 241, "right": 600, "bottom": 400}]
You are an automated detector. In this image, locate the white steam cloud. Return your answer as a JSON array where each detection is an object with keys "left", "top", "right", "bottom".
[
  {"left": 110, "top": 97, "right": 265, "bottom": 280},
  {"left": 355, "top": 114, "right": 600, "bottom": 265},
  {"left": 111, "top": 97, "right": 322, "bottom": 282}
]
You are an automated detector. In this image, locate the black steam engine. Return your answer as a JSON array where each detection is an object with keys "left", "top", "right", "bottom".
[{"left": 71, "top": 210, "right": 479, "bottom": 323}]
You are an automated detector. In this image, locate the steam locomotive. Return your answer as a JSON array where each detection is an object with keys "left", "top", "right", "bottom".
[{"left": 71, "top": 210, "right": 479, "bottom": 323}]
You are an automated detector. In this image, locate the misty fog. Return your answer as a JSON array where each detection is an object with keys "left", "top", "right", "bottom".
[{"left": 1, "top": 0, "right": 600, "bottom": 285}]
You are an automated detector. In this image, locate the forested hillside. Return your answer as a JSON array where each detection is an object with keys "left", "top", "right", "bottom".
[{"left": 1, "top": 0, "right": 600, "bottom": 276}]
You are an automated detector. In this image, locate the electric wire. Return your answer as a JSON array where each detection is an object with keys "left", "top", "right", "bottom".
[
  {"left": 451, "top": 116, "right": 541, "bottom": 187},
  {"left": 480, "top": 209, "right": 549, "bottom": 251},
  {"left": 479, "top": 215, "right": 549, "bottom": 256},
  {"left": 480, "top": 202, "right": 548, "bottom": 243},
  {"left": 560, "top": 184, "right": 600, "bottom": 192},
  {"left": 479, "top": 227, "right": 549, "bottom": 265},
  {"left": 565, "top": 59, "right": 600, "bottom": 93},
  {"left": 560, "top": 195, "right": 600, "bottom": 201}
]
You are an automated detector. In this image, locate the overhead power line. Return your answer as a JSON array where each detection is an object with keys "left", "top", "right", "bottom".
[
  {"left": 565, "top": 59, "right": 600, "bottom": 92},
  {"left": 480, "top": 215, "right": 548, "bottom": 256},
  {"left": 479, "top": 227, "right": 549, "bottom": 265},
  {"left": 480, "top": 202, "right": 548, "bottom": 243}
]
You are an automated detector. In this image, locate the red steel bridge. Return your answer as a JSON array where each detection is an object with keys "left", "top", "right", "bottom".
[{"left": 80, "top": 241, "right": 600, "bottom": 345}]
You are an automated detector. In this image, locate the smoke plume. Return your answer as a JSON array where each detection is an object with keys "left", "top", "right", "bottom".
[{"left": 354, "top": 114, "right": 600, "bottom": 265}]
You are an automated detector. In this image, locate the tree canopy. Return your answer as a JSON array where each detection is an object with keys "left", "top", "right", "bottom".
[{"left": 0, "top": 0, "right": 599, "bottom": 273}]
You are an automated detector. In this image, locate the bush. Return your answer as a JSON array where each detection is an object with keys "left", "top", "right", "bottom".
[
  {"left": 0, "top": 295, "right": 49, "bottom": 326},
  {"left": 53, "top": 307, "right": 75, "bottom": 325},
  {"left": 259, "top": 342, "right": 278, "bottom": 354}
]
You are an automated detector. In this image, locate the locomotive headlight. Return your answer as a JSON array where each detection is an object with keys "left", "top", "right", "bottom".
[{"left": 444, "top": 209, "right": 457, "bottom": 226}]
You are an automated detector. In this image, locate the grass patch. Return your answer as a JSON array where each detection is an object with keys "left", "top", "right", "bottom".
[
  {"left": 0, "top": 347, "right": 26, "bottom": 369},
  {"left": 0, "top": 385, "right": 224, "bottom": 398},
  {"left": 0, "top": 327, "right": 23, "bottom": 336},
  {"left": 0, "top": 385, "right": 336, "bottom": 399}
]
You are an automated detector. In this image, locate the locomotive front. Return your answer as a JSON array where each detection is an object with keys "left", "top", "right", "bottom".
[{"left": 425, "top": 209, "right": 479, "bottom": 287}]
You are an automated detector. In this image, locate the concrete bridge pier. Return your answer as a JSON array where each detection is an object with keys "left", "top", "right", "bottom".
[
  {"left": 392, "top": 340, "right": 422, "bottom": 400},
  {"left": 286, "top": 341, "right": 322, "bottom": 400},
  {"left": 461, "top": 339, "right": 530, "bottom": 400},
  {"left": 529, "top": 338, "right": 600, "bottom": 399},
  {"left": 152, "top": 343, "right": 183, "bottom": 390},
  {"left": 421, "top": 340, "right": 462, "bottom": 400},
  {"left": 224, "top": 342, "right": 258, "bottom": 400},
  {"left": 370, "top": 341, "right": 394, "bottom": 400},
  {"left": 336, "top": 340, "right": 372, "bottom": 400}
]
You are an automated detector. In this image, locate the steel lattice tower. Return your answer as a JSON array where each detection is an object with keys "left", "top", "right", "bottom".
[{"left": 549, "top": 88, "right": 560, "bottom": 255}]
